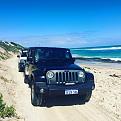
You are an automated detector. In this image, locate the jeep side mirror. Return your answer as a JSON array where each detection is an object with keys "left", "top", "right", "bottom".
[{"left": 17, "top": 55, "right": 20, "bottom": 58}]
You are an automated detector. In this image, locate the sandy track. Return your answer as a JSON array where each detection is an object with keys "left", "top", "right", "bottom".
[{"left": 1, "top": 56, "right": 120, "bottom": 121}]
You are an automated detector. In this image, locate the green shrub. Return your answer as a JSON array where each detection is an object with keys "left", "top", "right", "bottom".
[
  {"left": 0, "top": 94, "right": 6, "bottom": 113},
  {"left": 0, "top": 93, "right": 16, "bottom": 118},
  {"left": 0, "top": 106, "right": 16, "bottom": 118}
]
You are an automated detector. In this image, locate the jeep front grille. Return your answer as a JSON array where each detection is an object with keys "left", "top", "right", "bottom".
[
  {"left": 46, "top": 70, "right": 84, "bottom": 84},
  {"left": 56, "top": 72, "right": 78, "bottom": 83}
]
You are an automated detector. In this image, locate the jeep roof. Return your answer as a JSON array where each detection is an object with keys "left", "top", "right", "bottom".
[{"left": 28, "top": 47, "right": 70, "bottom": 51}]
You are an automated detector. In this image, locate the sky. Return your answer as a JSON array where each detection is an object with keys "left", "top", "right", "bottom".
[{"left": 0, "top": 0, "right": 121, "bottom": 48}]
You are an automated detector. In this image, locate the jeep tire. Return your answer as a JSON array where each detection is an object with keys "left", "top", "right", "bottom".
[
  {"left": 80, "top": 91, "right": 92, "bottom": 103},
  {"left": 18, "top": 68, "right": 22, "bottom": 72},
  {"left": 18, "top": 66, "right": 23, "bottom": 72},
  {"left": 85, "top": 91, "right": 92, "bottom": 102},
  {"left": 31, "top": 84, "right": 45, "bottom": 106}
]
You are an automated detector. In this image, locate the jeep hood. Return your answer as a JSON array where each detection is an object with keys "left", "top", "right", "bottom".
[{"left": 36, "top": 63, "right": 83, "bottom": 71}]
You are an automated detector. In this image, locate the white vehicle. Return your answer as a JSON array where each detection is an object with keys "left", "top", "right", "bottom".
[{"left": 17, "top": 49, "right": 28, "bottom": 72}]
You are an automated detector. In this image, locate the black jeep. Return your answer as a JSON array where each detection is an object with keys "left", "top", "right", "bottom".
[{"left": 24, "top": 47, "right": 95, "bottom": 106}]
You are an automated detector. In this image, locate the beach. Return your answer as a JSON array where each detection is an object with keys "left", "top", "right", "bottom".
[
  {"left": 78, "top": 61, "right": 121, "bottom": 120},
  {"left": 0, "top": 56, "right": 121, "bottom": 121}
]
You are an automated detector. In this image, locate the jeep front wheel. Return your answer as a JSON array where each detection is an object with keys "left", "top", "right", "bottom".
[
  {"left": 85, "top": 91, "right": 92, "bottom": 102},
  {"left": 80, "top": 91, "right": 92, "bottom": 103},
  {"left": 31, "top": 84, "right": 45, "bottom": 106}
]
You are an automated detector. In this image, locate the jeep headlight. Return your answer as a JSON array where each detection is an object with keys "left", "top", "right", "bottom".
[
  {"left": 46, "top": 71, "right": 54, "bottom": 79},
  {"left": 78, "top": 71, "right": 85, "bottom": 78}
]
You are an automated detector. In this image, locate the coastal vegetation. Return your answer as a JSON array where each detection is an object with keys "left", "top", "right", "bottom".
[
  {"left": 0, "top": 41, "right": 23, "bottom": 60},
  {"left": 0, "top": 93, "right": 16, "bottom": 118}
]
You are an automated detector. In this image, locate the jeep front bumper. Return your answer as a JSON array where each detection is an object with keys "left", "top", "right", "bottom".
[{"left": 35, "top": 81, "right": 95, "bottom": 96}]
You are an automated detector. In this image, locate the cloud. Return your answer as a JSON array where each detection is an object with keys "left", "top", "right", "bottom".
[
  {"left": 2, "top": 31, "right": 121, "bottom": 48},
  {"left": 12, "top": 32, "right": 90, "bottom": 48}
]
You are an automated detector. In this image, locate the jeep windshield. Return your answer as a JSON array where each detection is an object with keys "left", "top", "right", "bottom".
[{"left": 35, "top": 48, "right": 72, "bottom": 62}]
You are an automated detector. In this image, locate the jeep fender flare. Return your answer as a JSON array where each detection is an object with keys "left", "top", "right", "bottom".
[{"left": 85, "top": 72, "right": 94, "bottom": 81}]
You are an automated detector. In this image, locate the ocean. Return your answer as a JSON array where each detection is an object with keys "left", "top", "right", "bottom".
[{"left": 70, "top": 45, "right": 121, "bottom": 63}]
